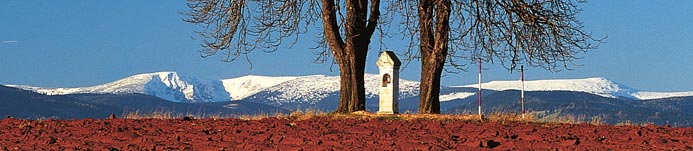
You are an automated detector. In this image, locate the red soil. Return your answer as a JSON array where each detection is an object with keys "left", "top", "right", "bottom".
[{"left": 0, "top": 117, "right": 691, "bottom": 150}]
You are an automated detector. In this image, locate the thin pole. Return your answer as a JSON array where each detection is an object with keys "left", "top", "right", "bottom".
[
  {"left": 521, "top": 65, "right": 525, "bottom": 119},
  {"left": 478, "top": 58, "right": 482, "bottom": 118}
]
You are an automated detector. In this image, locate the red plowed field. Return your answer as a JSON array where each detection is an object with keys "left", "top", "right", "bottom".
[{"left": 0, "top": 117, "right": 691, "bottom": 150}]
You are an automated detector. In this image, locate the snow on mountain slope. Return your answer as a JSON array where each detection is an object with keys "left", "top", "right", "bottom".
[
  {"left": 631, "top": 91, "right": 693, "bottom": 100},
  {"left": 222, "top": 75, "right": 299, "bottom": 100},
  {"left": 365, "top": 74, "right": 419, "bottom": 98},
  {"left": 453, "top": 77, "right": 637, "bottom": 99},
  {"left": 450, "top": 77, "right": 693, "bottom": 100},
  {"left": 439, "top": 92, "right": 475, "bottom": 101},
  {"left": 257, "top": 74, "right": 420, "bottom": 105},
  {"left": 9, "top": 72, "right": 230, "bottom": 103}
]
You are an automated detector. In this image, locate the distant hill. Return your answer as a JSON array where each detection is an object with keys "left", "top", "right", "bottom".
[
  {"left": 0, "top": 85, "right": 287, "bottom": 119},
  {"left": 68, "top": 93, "right": 288, "bottom": 117},
  {"left": 445, "top": 90, "right": 693, "bottom": 126},
  {"left": 0, "top": 85, "right": 109, "bottom": 119}
]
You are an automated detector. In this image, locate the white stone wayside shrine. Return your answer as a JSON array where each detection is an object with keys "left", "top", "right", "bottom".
[{"left": 376, "top": 51, "right": 401, "bottom": 114}]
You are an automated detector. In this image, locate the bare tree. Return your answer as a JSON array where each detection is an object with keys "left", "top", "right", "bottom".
[
  {"left": 184, "top": 0, "right": 380, "bottom": 113},
  {"left": 387, "top": 0, "right": 604, "bottom": 114}
]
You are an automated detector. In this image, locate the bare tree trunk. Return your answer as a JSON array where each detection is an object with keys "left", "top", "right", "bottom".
[
  {"left": 336, "top": 44, "right": 367, "bottom": 113},
  {"left": 323, "top": 0, "right": 379, "bottom": 113},
  {"left": 418, "top": 0, "right": 450, "bottom": 114}
]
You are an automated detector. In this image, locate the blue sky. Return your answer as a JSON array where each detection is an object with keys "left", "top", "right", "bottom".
[{"left": 1, "top": 1, "right": 692, "bottom": 91}]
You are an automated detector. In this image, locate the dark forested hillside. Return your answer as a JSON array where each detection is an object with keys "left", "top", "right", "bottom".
[{"left": 0, "top": 85, "right": 287, "bottom": 119}]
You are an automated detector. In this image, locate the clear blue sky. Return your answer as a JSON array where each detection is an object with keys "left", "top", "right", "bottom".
[{"left": 1, "top": 1, "right": 692, "bottom": 91}]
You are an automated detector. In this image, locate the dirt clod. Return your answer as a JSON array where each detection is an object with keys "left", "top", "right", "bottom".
[
  {"left": 485, "top": 140, "right": 501, "bottom": 148},
  {"left": 182, "top": 116, "right": 193, "bottom": 121}
]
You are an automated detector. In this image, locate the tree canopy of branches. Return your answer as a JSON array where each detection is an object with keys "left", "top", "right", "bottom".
[
  {"left": 184, "top": 0, "right": 381, "bottom": 113},
  {"left": 386, "top": 0, "right": 603, "bottom": 113}
]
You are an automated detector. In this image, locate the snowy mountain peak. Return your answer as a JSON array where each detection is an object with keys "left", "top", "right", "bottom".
[{"left": 9, "top": 71, "right": 230, "bottom": 103}]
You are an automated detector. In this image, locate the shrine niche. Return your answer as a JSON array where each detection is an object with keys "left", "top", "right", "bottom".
[{"left": 382, "top": 74, "right": 390, "bottom": 87}]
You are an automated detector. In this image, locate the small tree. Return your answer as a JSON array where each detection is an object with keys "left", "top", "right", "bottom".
[
  {"left": 184, "top": 0, "right": 381, "bottom": 113},
  {"left": 387, "top": 0, "right": 604, "bottom": 114}
]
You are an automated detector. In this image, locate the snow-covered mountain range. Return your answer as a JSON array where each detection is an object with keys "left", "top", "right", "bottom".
[
  {"left": 440, "top": 77, "right": 693, "bottom": 101},
  {"left": 7, "top": 72, "right": 693, "bottom": 104},
  {"left": 5, "top": 72, "right": 420, "bottom": 104},
  {"left": 6, "top": 71, "right": 693, "bottom": 126},
  {"left": 8, "top": 72, "right": 230, "bottom": 103}
]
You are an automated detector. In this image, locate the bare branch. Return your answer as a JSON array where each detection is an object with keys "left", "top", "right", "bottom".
[
  {"left": 184, "top": 0, "right": 324, "bottom": 64},
  {"left": 385, "top": 0, "right": 604, "bottom": 73}
]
